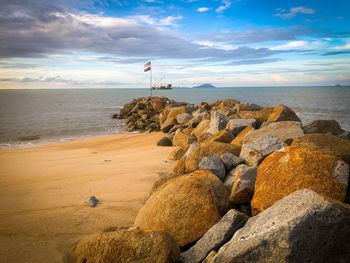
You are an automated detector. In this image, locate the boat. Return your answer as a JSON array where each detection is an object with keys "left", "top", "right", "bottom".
[{"left": 151, "top": 84, "right": 172, "bottom": 90}]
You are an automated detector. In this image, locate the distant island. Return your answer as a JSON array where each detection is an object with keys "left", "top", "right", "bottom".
[{"left": 192, "top": 83, "right": 216, "bottom": 89}]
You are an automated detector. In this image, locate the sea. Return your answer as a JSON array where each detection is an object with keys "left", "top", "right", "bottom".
[{"left": 0, "top": 86, "right": 349, "bottom": 148}]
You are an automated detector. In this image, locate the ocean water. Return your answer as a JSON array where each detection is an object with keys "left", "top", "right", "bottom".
[{"left": 0, "top": 86, "right": 349, "bottom": 148}]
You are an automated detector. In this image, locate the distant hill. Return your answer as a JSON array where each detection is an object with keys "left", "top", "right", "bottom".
[{"left": 192, "top": 83, "right": 216, "bottom": 89}]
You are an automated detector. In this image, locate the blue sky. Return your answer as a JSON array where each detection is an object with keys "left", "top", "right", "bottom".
[{"left": 0, "top": 0, "right": 349, "bottom": 88}]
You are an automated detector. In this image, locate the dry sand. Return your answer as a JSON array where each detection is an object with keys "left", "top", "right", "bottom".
[{"left": 0, "top": 132, "right": 175, "bottom": 263}]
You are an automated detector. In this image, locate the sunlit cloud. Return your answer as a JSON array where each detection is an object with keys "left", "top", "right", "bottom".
[{"left": 275, "top": 6, "right": 316, "bottom": 19}]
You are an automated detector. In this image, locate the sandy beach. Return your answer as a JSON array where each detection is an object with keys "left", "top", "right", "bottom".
[{"left": 0, "top": 132, "right": 175, "bottom": 263}]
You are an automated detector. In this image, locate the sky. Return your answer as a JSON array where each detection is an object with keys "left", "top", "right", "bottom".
[{"left": 0, "top": 0, "right": 350, "bottom": 88}]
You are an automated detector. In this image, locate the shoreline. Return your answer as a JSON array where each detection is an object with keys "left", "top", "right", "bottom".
[{"left": 0, "top": 132, "right": 175, "bottom": 263}]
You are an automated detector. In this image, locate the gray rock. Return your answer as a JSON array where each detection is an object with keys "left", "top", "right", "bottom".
[
  {"left": 181, "top": 209, "right": 248, "bottom": 263},
  {"left": 226, "top": 119, "right": 257, "bottom": 136},
  {"left": 303, "top": 119, "right": 344, "bottom": 136},
  {"left": 87, "top": 196, "right": 98, "bottom": 207},
  {"left": 214, "top": 189, "right": 350, "bottom": 263},
  {"left": 176, "top": 113, "right": 193, "bottom": 125},
  {"left": 199, "top": 154, "right": 226, "bottom": 181},
  {"left": 183, "top": 143, "right": 197, "bottom": 160},
  {"left": 228, "top": 165, "right": 258, "bottom": 204},
  {"left": 220, "top": 153, "right": 245, "bottom": 171},
  {"left": 157, "top": 136, "right": 173, "bottom": 146},
  {"left": 223, "top": 169, "right": 236, "bottom": 192},
  {"left": 240, "top": 134, "right": 285, "bottom": 166},
  {"left": 207, "top": 111, "right": 229, "bottom": 135},
  {"left": 187, "top": 113, "right": 209, "bottom": 128},
  {"left": 338, "top": 130, "right": 350, "bottom": 140},
  {"left": 332, "top": 160, "right": 349, "bottom": 185}
]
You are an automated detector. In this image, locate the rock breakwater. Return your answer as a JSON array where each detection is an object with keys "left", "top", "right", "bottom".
[{"left": 69, "top": 97, "right": 350, "bottom": 262}]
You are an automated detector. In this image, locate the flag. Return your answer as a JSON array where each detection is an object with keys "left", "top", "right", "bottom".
[{"left": 144, "top": 61, "right": 151, "bottom": 72}]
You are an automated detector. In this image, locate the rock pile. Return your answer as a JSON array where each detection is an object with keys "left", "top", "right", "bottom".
[{"left": 71, "top": 97, "right": 350, "bottom": 262}]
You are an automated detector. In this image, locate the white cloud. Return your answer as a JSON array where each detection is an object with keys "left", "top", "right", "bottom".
[
  {"left": 270, "top": 74, "right": 289, "bottom": 82},
  {"left": 333, "top": 41, "right": 350, "bottom": 50},
  {"left": 275, "top": 6, "right": 316, "bottom": 19},
  {"left": 130, "top": 15, "right": 183, "bottom": 27},
  {"left": 216, "top": 0, "right": 231, "bottom": 13},
  {"left": 270, "top": 40, "right": 325, "bottom": 50},
  {"left": 197, "top": 7, "right": 211, "bottom": 12}
]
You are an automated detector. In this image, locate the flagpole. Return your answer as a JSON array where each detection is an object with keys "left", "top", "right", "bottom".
[{"left": 150, "top": 67, "right": 152, "bottom": 98}]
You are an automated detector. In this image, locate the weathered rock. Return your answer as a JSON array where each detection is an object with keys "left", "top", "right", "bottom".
[
  {"left": 303, "top": 119, "right": 344, "bottom": 135},
  {"left": 168, "top": 124, "right": 186, "bottom": 134},
  {"left": 176, "top": 113, "right": 193, "bottom": 125},
  {"left": 202, "top": 251, "right": 217, "bottom": 263},
  {"left": 168, "top": 146, "right": 188, "bottom": 160},
  {"left": 291, "top": 133, "right": 350, "bottom": 164},
  {"left": 65, "top": 229, "right": 180, "bottom": 263},
  {"left": 134, "top": 170, "right": 229, "bottom": 246},
  {"left": 230, "top": 125, "right": 255, "bottom": 147},
  {"left": 238, "top": 107, "right": 274, "bottom": 127},
  {"left": 185, "top": 141, "right": 241, "bottom": 172},
  {"left": 338, "top": 130, "right": 350, "bottom": 140},
  {"left": 199, "top": 154, "right": 226, "bottom": 181},
  {"left": 207, "top": 111, "right": 229, "bottom": 135},
  {"left": 251, "top": 146, "right": 349, "bottom": 215},
  {"left": 191, "top": 119, "right": 210, "bottom": 140},
  {"left": 86, "top": 196, "right": 98, "bottom": 207},
  {"left": 188, "top": 112, "right": 209, "bottom": 128},
  {"left": 183, "top": 127, "right": 194, "bottom": 134},
  {"left": 173, "top": 157, "right": 186, "bottom": 174},
  {"left": 157, "top": 136, "right": 173, "bottom": 146},
  {"left": 226, "top": 119, "right": 257, "bottom": 136},
  {"left": 229, "top": 165, "right": 258, "bottom": 204},
  {"left": 180, "top": 209, "right": 248, "bottom": 263},
  {"left": 172, "top": 130, "right": 196, "bottom": 148},
  {"left": 242, "top": 121, "right": 304, "bottom": 145},
  {"left": 205, "top": 129, "right": 234, "bottom": 143},
  {"left": 214, "top": 189, "right": 350, "bottom": 263},
  {"left": 160, "top": 117, "right": 177, "bottom": 133},
  {"left": 183, "top": 143, "right": 197, "bottom": 160},
  {"left": 267, "top": 104, "right": 301, "bottom": 122},
  {"left": 216, "top": 106, "right": 236, "bottom": 117},
  {"left": 167, "top": 106, "right": 189, "bottom": 120},
  {"left": 220, "top": 152, "right": 245, "bottom": 171},
  {"left": 235, "top": 103, "right": 262, "bottom": 112},
  {"left": 240, "top": 134, "right": 285, "bottom": 166}
]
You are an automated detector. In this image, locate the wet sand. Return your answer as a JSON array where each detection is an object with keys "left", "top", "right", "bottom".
[{"left": 0, "top": 132, "right": 175, "bottom": 262}]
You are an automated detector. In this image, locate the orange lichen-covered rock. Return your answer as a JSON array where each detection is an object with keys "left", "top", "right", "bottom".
[
  {"left": 168, "top": 146, "right": 188, "bottom": 160},
  {"left": 134, "top": 170, "right": 229, "bottom": 246},
  {"left": 291, "top": 133, "right": 350, "bottom": 164},
  {"left": 251, "top": 146, "right": 348, "bottom": 215},
  {"left": 173, "top": 130, "right": 197, "bottom": 148},
  {"left": 185, "top": 141, "right": 241, "bottom": 172},
  {"left": 230, "top": 125, "right": 255, "bottom": 147},
  {"left": 238, "top": 107, "right": 274, "bottom": 127},
  {"left": 173, "top": 157, "right": 186, "bottom": 174},
  {"left": 65, "top": 229, "right": 180, "bottom": 263},
  {"left": 267, "top": 104, "right": 301, "bottom": 122},
  {"left": 205, "top": 129, "right": 234, "bottom": 143},
  {"left": 191, "top": 119, "right": 210, "bottom": 140},
  {"left": 167, "top": 106, "right": 189, "bottom": 120}
]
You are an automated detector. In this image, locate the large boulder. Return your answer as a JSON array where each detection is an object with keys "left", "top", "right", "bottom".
[
  {"left": 240, "top": 134, "right": 285, "bottom": 166},
  {"left": 229, "top": 164, "right": 258, "bottom": 204},
  {"left": 267, "top": 104, "right": 301, "bottom": 122},
  {"left": 205, "top": 129, "right": 234, "bottom": 143},
  {"left": 172, "top": 130, "right": 196, "bottom": 148},
  {"left": 214, "top": 189, "right": 350, "bottom": 263},
  {"left": 303, "top": 119, "right": 344, "bottom": 135},
  {"left": 251, "top": 146, "right": 349, "bottom": 215},
  {"left": 134, "top": 170, "right": 229, "bottom": 247},
  {"left": 207, "top": 111, "right": 229, "bottom": 135},
  {"left": 167, "top": 106, "right": 189, "bottom": 120},
  {"left": 220, "top": 152, "right": 245, "bottom": 171},
  {"left": 291, "top": 133, "right": 350, "bottom": 164},
  {"left": 160, "top": 117, "right": 177, "bottom": 133},
  {"left": 226, "top": 119, "right": 257, "bottom": 136},
  {"left": 235, "top": 103, "right": 262, "bottom": 112},
  {"left": 242, "top": 121, "right": 304, "bottom": 145},
  {"left": 176, "top": 113, "right": 193, "bottom": 125},
  {"left": 168, "top": 146, "right": 188, "bottom": 160},
  {"left": 180, "top": 209, "right": 248, "bottom": 263},
  {"left": 191, "top": 119, "right": 210, "bottom": 140},
  {"left": 157, "top": 136, "right": 173, "bottom": 146},
  {"left": 230, "top": 125, "right": 255, "bottom": 147},
  {"left": 238, "top": 107, "right": 274, "bottom": 127},
  {"left": 185, "top": 141, "right": 241, "bottom": 172},
  {"left": 199, "top": 154, "right": 226, "bottom": 181},
  {"left": 65, "top": 229, "right": 180, "bottom": 263}
]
